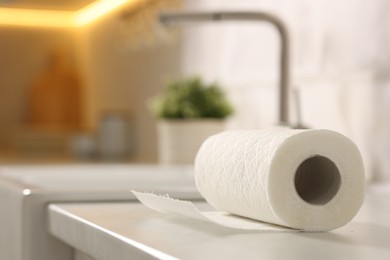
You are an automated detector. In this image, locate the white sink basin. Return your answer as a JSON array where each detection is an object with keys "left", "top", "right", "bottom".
[
  {"left": 0, "top": 164, "right": 201, "bottom": 260},
  {"left": 1, "top": 164, "right": 196, "bottom": 191}
]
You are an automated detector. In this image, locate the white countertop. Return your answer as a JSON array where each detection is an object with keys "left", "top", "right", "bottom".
[
  {"left": 48, "top": 186, "right": 390, "bottom": 260},
  {"left": 0, "top": 164, "right": 200, "bottom": 260}
]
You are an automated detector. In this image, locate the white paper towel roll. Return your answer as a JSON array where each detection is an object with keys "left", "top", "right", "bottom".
[{"left": 195, "top": 128, "right": 365, "bottom": 231}]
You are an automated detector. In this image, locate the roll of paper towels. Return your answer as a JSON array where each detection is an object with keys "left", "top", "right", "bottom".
[
  {"left": 195, "top": 128, "right": 365, "bottom": 231},
  {"left": 133, "top": 128, "right": 365, "bottom": 232}
]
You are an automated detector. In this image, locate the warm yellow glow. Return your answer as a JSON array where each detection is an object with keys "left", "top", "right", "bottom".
[
  {"left": 0, "top": 0, "right": 139, "bottom": 28},
  {"left": 0, "top": 8, "right": 74, "bottom": 28},
  {"left": 74, "top": 0, "right": 131, "bottom": 26}
]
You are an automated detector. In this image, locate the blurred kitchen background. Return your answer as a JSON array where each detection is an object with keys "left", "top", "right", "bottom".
[{"left": 0, "top": 0, "right": 389, "bottom": 181}]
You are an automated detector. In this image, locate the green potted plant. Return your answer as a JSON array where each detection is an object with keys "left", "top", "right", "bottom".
[{"left": 150, "top": 76, "right": 233, "bottom": 164}]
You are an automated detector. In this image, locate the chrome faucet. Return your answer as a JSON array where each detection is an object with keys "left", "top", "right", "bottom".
[{"left": 159, "top": 11, "right": 291, "bottom": 126}]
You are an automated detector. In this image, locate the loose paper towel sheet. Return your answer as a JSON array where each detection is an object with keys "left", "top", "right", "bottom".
[{"left": 132, "top": 191, "right": 295, "bottom": 231}]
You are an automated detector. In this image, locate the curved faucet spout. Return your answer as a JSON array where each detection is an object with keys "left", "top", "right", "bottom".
[{"left": 159, "top": 11, "right": 291, "bottom": 126}]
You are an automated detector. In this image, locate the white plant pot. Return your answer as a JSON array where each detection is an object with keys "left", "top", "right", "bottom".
[{"left": 157, "top": 119, "right": 225, "bottom": 164}]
